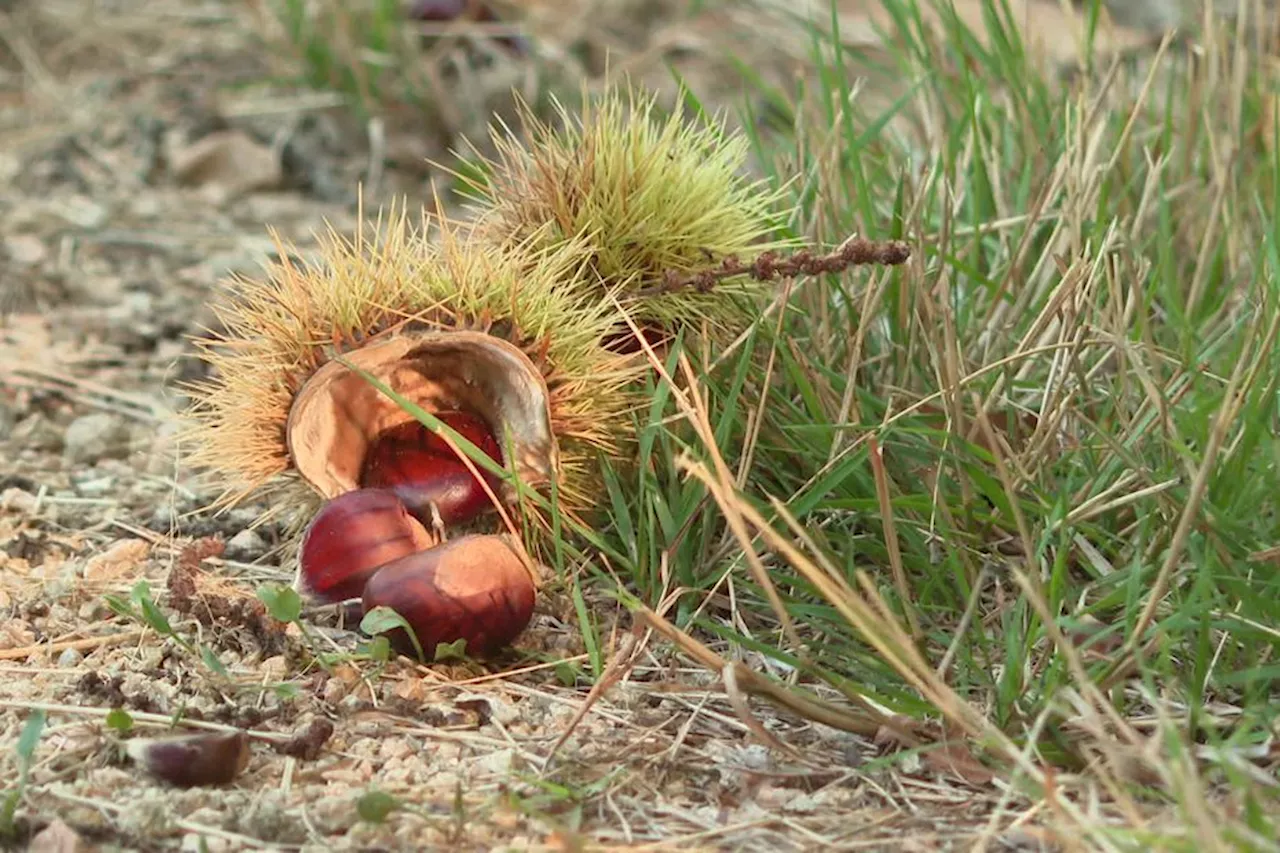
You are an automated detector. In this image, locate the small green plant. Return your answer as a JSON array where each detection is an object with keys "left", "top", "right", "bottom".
[
  {"left": 0, "top": 709, "right": 46, "bottom": 841},
  {"left": 257, "top": 581, "right": 340, "bottom": 677},
  {"left": 104, "top": 581, "right": 304, "bottom": 697},
  {"left": 270, "top": 0, "right": 427, "bottom": 117},
  {"left": 104, "top": 708, "right": 134, "bottom": 735},
  {"left": 259, "top": 0, "right": 550, "bottom": 147},
  {"left": 356, "top": 789, "right": 401, "bottom": 824},
  {"left": 104, "top": 581, "right": 229, "bottom": 678},
  {"left": 355, "top": 785, "right": 466, "bottom": 835},
  {"left": 359, "top": 605, "right": 472, "bottom": 664}
]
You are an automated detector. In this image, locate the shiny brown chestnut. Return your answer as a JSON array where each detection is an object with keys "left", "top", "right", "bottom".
[
  {"left": 359, "top": 412, "right": 505, "bottom": 527},
  {"left": 361, "top": 534, "right": 535, "bottom": 660},
  {"left": 295, "top": 488, "right": 438, "bottom": 604}
]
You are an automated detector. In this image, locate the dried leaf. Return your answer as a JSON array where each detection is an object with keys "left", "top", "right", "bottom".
[
  {"left": 167, "top": 130, "right": 283, "bottom": 200},
  {"left": 82, "top": 538, "right": 151, "bottom": 583}
]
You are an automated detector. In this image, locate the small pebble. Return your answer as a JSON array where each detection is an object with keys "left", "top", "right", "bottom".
[
  {"left": 0, "top": 487, "right": 39, "bottom": 514},
  {"left": 59, "top": 195, "right": 109, "bottom": 229},
  {"left": 224, "top": 528, "right": 266, "bottom": 561},
  {"left": 149, "top": 505, "right": 177, "bottom": 531},
  {"left": 27, "top": 819, "right": 85, "bottom": 853},
  {"left": 58, "top": 648, "right": 84, "bottom": 667},
  {"left": 321, "top": 678, "right": 347, "bottom": 706},
  {"left": 74, "top": 475, "right": 115, "bottom": 497},
  {"left": 4, "top": 234, "right": 48, "bottom": 266},
  {"left": 63, "top": 412, "right": 129, "bottom": 465}
]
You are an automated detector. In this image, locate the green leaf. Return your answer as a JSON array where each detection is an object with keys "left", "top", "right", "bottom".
[
  {"left": 273, "top": 683, "right": 300, "bottom": 700},
  {"left": 357, "top": 789, "right": 400, "bottom": 824},
  {"left": 103, "top": 594, "right": 137, "bottom": 621},
  {"left": 360, "top": 606, "right": 425, "bottom": 663},
  {"left": 0, "top": 789, "right": 19, "bottom": 839},
  {"left": 432, "top": 639, "right": 468, "bottom": 662},
  {"left": 359, "top": 635, "right": 391, "bottom": 663},
  {"left": 131, "top": 581, "right": 174, "bottom": 636},
  {"left": 200, "top": 645, "right": 229, "bottom": 678},
  {"left": 16, "top": 709, "right": 45, "bottom": 765},
  {"left": 105, "top": 708, "right": 134, "bottom": 734},
  {"left": 554, "top": 661, "right": 579, "bottom": 688},
  {"left": 256, "top": 582, "right": 303, "bottom": 624}
]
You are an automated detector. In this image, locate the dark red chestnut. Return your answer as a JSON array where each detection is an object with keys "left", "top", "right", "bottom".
[
  {"left": 361, "top": 534, "right": 535, "bottom": 660},
  {"left": 405, "top": 0, "right": 528, "bottom": 55},
  {"left": 602, "top": 322, "right": 673, "bottom": 356},
  {"left": 407, "top": 0, "right": 478, "bottom": 21},
  {"left": 359, "top": 412, "right": 505, "bottom": 526},
  {"left": 125, "top": 730, "right": 250, "bottom": 788},
  {"left": 296, "top": 488, "right": 438, "bottom": 604},
  {"left": 384, "top": 411, "right": 502, "bottom": 461}
]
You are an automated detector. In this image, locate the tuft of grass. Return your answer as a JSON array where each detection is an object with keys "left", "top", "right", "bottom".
[{"left": 571, "top": 0, "right": 1280, "bottom": 848}]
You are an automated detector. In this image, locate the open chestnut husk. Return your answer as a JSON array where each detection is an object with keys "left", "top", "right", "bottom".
[
  {"left": 296, "top": 488, "right": 438, "bottom": 604},
  {"left": 361, "top": 534, "right": 535, "bottom": 660},
  {"left": 359, "top": 412, "right": 504, "bottom": 526}
]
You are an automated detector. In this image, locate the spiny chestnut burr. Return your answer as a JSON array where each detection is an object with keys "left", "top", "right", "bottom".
[
  {"left": 296, "top": 488, "right": 438, "bottom": 604},
  {"left": 125, "top": 730, "right": 250, "bottom": 788},
  {"left": 361, "top": 534, "right": 536, "bottom": 660},
  {"left": 359, "top": 412, "right": 505, "bottom": 527}
]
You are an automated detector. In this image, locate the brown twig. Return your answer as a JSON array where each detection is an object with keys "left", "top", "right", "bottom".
[
  {"left": 639, "top": 235, "right": 912, "bottom": 298},
  {"left": 0, "top": 630, "right": 146, "bottom": 661},
  {"left": 633, "top": 603, "right": 891, "bottom": 739}
]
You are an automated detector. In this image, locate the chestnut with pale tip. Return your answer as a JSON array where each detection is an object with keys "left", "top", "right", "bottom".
[
  {"left": 361, "top": 534, "right": 536, "bottom": 660},
  {"left": 125, "top": 730, "right": 250, "bottom": 788},
  {"left": 295, "top": 488, "right": 439, "bottom": 604},
  {"left": 359, "top": 412, "right": 505, "bottom": 527}
]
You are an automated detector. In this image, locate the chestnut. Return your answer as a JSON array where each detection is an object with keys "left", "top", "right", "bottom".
[
  {"left": 406, "top": 0, "right": 528, "bottom": 55},
  {"left": 406, "top": 0, "right": 475, "bottom": 21},
  {"left": 361, "top": 534, "right": 535, "bottom": 660},
  {"left": 125, "top": 730, "right": 250, "bottom": 788},
  {"left": 296, "top": 488, "right": 438, "bottom": 604},
  {"left": 359, "top": 413, "right": 505, "bottom": 527}
]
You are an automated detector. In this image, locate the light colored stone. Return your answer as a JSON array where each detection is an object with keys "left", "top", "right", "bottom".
[
  {"left": 5, "top": 234, "right": 48, "bottom": 266},
  {"left": 63, "top": 412, "right": 129, "bottom": 465},
  {"left": 224, "top": 528, "right": 266, "bottom": 561}
]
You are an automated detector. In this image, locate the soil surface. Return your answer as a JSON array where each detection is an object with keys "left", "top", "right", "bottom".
[{"left": 0, "top": 1, "right": 1161, "bottom": 850}]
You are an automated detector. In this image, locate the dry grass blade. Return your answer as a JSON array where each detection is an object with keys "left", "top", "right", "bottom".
[
  {"left": 867, "top": 435, "right": 923, "bottom": 643},
  {"left": 1122, "top": 302, "right": 1280, "bottom": 660},
  {"left": 632, "top": 604, "right": 884, "bottom": 738}
]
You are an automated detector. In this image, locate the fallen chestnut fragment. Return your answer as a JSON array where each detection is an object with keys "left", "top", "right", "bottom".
[
  {"left": 361, "top": 534, "right": 535, "bottom": 660},
  {"left": 296, "top": 488, "right": 438, "bottom": 604},
  {"left": 125, "top": 730, "right": 250, "bottom": 788},
  {"left": 406, "top": 0, "right": 528, "bottom": 55},
  {"left": 407, "top": 0, "right": 487, "bottom": 21},
  {"left": 359, "top": 413, "right": 505, "bottom": 527}
]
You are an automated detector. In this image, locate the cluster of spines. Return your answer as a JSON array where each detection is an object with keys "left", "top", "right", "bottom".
[
  {"left": 183, "top": 84, "right": 793, "bottom": 546},
  {"left": 180, "top": 201, "right": 647, "bottom": 538}
]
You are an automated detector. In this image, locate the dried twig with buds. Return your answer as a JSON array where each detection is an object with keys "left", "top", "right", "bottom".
[{"left": 640, "top": 236, "right": 913, "bottom": 298}]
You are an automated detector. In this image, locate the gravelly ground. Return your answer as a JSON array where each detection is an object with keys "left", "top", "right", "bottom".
[{"left": 0, "top": 0, "right": 1171, "bottom": 849}]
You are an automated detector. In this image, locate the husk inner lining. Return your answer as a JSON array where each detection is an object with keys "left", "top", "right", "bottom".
[{"left": 286, "top": 331, "right": 556, "bottom": 504}]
